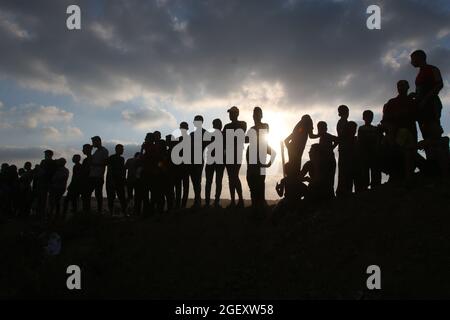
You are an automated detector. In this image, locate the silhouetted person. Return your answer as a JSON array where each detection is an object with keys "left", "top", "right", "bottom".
[
  {"left": 310, "top": 121, "right": 337, "bottom": 199},
  {"left": 81, "top": 144, "right": 93, "bottom": 213},
  {"left": 246, "top": 107, "right": 275, "bottom": 209},
  {"left": 88, "top": 136, "right": 109, "bottom": 214},
  {"left": 18, "top": 161, "right": 34, "bottom": 217},
  {"left": 49, "top": 158, "right": 69, "bottom": 220},
  {"left": 205, "top": 118, "right": 225, "bottom": 208},
  {"left": 275, "top": 161, "right": 307, "bottom": 211},
  {"left": 164, "top": 135, "right": 176, "bottom": 211},
  {"left": 284, "top": 115, "right": 314, "bottom": 173},
  {"left": 410, "top": 49, "right": 444, "bottom": 141},
  {"left": 382, "top": 80, "right": 418, "bottom": 180},
  {"left": 106, "top": 144, "right": 127, "bottom": 216},
  {"left": 0, "top": 163, "right": 9, "bottom": 216},
  {"left": 336, "top": 120, "right": 361, "bottom": 196},
  {"left": 63, "top": 154, "right": 82, "bottom": 216},
  {"left": 37, "top": 150, "right": 56, "bottom": 219},
  {"left": 299, "top": 144, "right": 331, "bottom": 202},
  {"left": 336, "top": 105, "right": 351, "bottom": 197},
  {"left": 174, "top": 122, "right": 190, "bottom": 209},
  {"left": 125, "top": 152, "right": 140, "bottom": 204},
  {"left": 190, "top": 115, "right": 209, "bottom": 209},
  {"left": 139, "top": 132, "right": 157, "bottom": 216},
  {"left": 223, "top": 106, "right": 247, "bottom": 208},
  {"left": 358, "top": 110, "right": 382, "bottom": 190}
]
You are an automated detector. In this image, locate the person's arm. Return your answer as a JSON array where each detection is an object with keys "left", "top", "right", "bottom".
[
  {"left": 275, "top": 179, "right": 285, "bottom": 197},
  {"left": 420, "top": 67, "right": 444, "bottom": 107},
  {"left": 284, "top": 133, "right": 293, "bottom": 146},
  {"left": 331, "top": 134, "right": 339, "bottom": 150},
  {"left": 299, "top": 162, "right": 311, "bottom": 182},
  {"left": 262, "top": 145, "right": 276, "bottom": 168}
]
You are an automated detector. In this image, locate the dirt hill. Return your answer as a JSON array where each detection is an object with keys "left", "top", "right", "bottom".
[{"left": 1, "top": 175, "right": 450, "bottom": 299}]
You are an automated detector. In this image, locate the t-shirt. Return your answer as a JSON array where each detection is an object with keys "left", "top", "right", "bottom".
[
  {"left": 415, "top": 64, "right": 443, "bottom": 101},
  {"left": 382, "top": 95, "right": 417, "bottom": 130},
  {"left": 90, "top": 146, "right": 109, "bottom": 178},
  {"left": 358, "top": 125, "right": 382, "bottom": 153},
  {"left": 107, "top": 154, "right": 125, "bottom": 182},
  {"left": 223, "top": 120, "right": 247, "bottom": 165}
]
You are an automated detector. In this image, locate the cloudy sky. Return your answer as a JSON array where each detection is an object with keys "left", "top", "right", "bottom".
[{"left": 0, "top": 0, "right": 449, "bottom": 199}]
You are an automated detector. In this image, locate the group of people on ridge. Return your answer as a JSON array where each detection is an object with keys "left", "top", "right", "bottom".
[{"left": 0, "top": 49, "right": 447, "bottom": 221}]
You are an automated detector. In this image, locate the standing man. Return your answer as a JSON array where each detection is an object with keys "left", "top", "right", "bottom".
[
  {"left": 205, "top": 118, "right": 225, "bottom": 208},
  {"left": 88, "top": 136, "right": 109, "bottom": 214},
  {"left": 246, "top": 107, "right": 275, "bottom": 209},
  {"left": 106, "top": 144, "right": 127, "bottom": 216},
  {"left": 223, "top": 106, "right": 247, "bottom": 208},
  {"left": 410, "top": 49, "right": 444, "bottom": 141},
  {"left": 336, "top": 105, "right": 350, "bottom": 198},
  {"left": 190, "top": 115, "right": 209, "bottom": 209}
]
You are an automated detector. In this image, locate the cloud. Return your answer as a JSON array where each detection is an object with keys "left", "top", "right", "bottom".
[
  {"left": 0, "top": 145, "right": 47, "bottom": 163},
  {"left": 0, "top": 0, "right": 448, "bottom": 113},
  {"left": 122, "top": 106, "right": 177, "bottom": 129},
  {"left": 0, "top": 103, "right": 82, "bottom": 140}
]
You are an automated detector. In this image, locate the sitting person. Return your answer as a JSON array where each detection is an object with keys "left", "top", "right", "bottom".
[{"left": 275, "top": 161, "right": 308, "bottom": 211}]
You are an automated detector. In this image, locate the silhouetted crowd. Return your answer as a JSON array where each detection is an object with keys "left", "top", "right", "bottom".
[{"left": 0, "top": 50, "right": 448, "bottom": 221}]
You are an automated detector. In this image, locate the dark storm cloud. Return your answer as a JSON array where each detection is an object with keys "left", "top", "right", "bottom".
[
  {"left": 0, "top": 0, "right": 449, "bottom": 110},
  {"left": 0, "top": 145, "right": 46, "bottom": 163}
]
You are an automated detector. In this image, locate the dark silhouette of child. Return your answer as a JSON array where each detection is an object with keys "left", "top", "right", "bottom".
[
  {"left": 205, "top": 118, "right": 225, "bottom": 208},
  {"left": 358, "top": 110, "right": 382, "bottom": 190},
  {"left": 106, "top": 144, "right": 127, "bottom": 216}
]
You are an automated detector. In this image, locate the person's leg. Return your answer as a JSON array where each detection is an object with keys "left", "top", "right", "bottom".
[
  {"left": 234, "top": 164, "right": 244, "bottom": 205},
  {"left": 117, "top": 181, "right": 127, "bottom": 215},
  {"left": 165, "top": 178, "right": 175, "bottom": 212},
  {"left": 204, "top": 164, "right": 214, "bottom": 206},
  {"left": 174, "top": 176, "right": 181, "bottom": 209},
  {"left": 191, "top": 165, "right": 203, "bottom": 207},
  {"left": 106, "top": 180, "right": 115, "bottom": 215},
  {"left": 95, "top": 178, "right": 104, "bottom": 213},
  {"left": 226, "top": 165, "right": 236, "bottom": 204},
  {"left": 360, "top": 157, "right": 370, "bottom": 191},
  {"left": 215, "top": 165, "right": 225, "bottom": 206},
  {"left": 181, "top": 174, "right": 189, "bottom": 208},
  {"left": 336, "top": 151, "right": 346, "bottom": 197}
]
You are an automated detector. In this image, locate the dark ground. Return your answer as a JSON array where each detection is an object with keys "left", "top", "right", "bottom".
[{"left": 1, "top": 175, "right": 450, "bottom": 299}]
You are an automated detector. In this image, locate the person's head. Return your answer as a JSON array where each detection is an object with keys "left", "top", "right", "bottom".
[
  {"left": 347, "top": 121, "right": 357, "bottom": 137},
  {"left": 317, "top": 121, "right": 328, "bottom": 135},
  {"left": 253, "top": 106, "right": 263, "bottom": 123},
  {"left": 24, "top": 161, "right": 32, "bottom": 171},
  {"left": 57, "top": 158, "right": 66, "bottom": 167},
  {"left": 145, "top": 132, "right": 155, "bottom": 143},
  {"left": 193, "top": 115, "right": 204, "bottom": 129},
  {"left": 362, "top": 110, "right": 374, "bottom": 125},
  {"left": 180, "top": 121, "right": 189, "bottom": 131},
  {"left": 72, "top": 154, "right": 81, "bottom": 164},
  {"left": 212, "top": 118, "right": 222, "bottom": 130},
  {"left": 309, "top": 144, "right": 320, "bottom": 162},
  {"left": 153, "top": 131, "right": 161, "bottom": 141},
  {"left": 1, "top": 163, "right": 8, "bottom": 173},
  {"left": 338, "top": 105, "right": 349, "bottom": 119},
  {"left": 410, "top": 49, "right": 427, "bottom": 68},
  {"left": 134, "top": 152, "right": 140, "bottom": 158},
  {"left": 300, "top": 114, "right": 313, "bottom": 132},
  {"left": 115, "top": 144, "right": 124, "bottom": 156},
  {"left": 91, "top": 136, "right": 102, "bottom": 148},
  {"left": 82, "top": 143, "right": 92, "bottom": 156},
  {"left": 397, "top": 80, "right": 410, "bottom": 96},
  {"left": 18, "top": 168, "right": 25, "bottom": 176},
  {"left": 8, "top": 165, "right": 17, "bottom": 175},
  {"left": 227, "top": 106, "right": 239, "bottom": 122},
  {"left": 165, "top": 134, "right": 174, "bottom": 144},
  {"left": 44, "top": 149, "right": 54, "bottom": 160}
]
